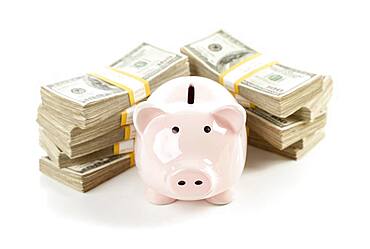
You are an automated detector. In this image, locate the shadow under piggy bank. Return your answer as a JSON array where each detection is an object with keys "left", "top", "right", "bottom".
[
  {"left": 40, "top": 146, "right": 300, "bottom": 227},
  {"left": 40, "top": 167, "right": 214, "bottom": 227}
]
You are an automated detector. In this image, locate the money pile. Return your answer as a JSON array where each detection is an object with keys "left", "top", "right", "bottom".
[
  {"left": 38, "top": 43, "right": 190, "bottom": 191},
  {"left": 39, "top": 155, "right": 134, "bottom": 192},
  {"left": 181, "top": 30, "right": 332, "bottom": 159}
]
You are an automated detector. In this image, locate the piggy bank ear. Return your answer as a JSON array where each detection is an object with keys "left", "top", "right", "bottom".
[
  {"left": 212, "top": 105, "right": 246, "bottom": 133},
  {"left": 133, "top": 102, "right": 165, "bottom": 136}
]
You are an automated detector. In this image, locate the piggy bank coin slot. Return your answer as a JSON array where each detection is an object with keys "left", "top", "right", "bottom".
[{"left": 187, "top": 84, "right": 195, "bottom": 104}]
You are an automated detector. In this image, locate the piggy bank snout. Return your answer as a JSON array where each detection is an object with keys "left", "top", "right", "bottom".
[{"left": 168, "top": 168, "right": 214, "bottom": 199}]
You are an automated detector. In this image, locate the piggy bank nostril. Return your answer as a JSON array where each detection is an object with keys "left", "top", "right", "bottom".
[
  {"left": 194, "top": 180, "right": 203, "bottom": 185},
  {"left": 178, "top": 180, "right": 186, "bottom": 186}
]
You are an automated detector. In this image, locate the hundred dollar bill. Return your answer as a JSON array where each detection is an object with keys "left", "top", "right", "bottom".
[
  {"left": 41, "top": 43, "right": 189, "bottom": 128},
  {"left": 181, "top": 30, "right": 324, "bottom": 118},
  {"left": 236, "top": 75, "right": 332, "bottom": 121}
]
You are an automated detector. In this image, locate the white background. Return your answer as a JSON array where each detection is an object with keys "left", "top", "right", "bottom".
[{"left": 0, "top": 0, "right": 369, "bottom": 248}]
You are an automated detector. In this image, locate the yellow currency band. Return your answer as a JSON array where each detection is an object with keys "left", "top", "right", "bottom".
[
  {"left": 233, "top": 61, "right": 278, "bottom": 94},
  {"left": 129, "top": 152, "right": 135, "bottom": 167},
  {"left": 89, "top": 72, "right": 135, "bottom": 105},
  {"left": 110, "top": 67, "right": 151, "bottom": 96},
  {"left": 121, "top": 111, "right": 127, "bottom": 126},
  {"left": 113, "top": 143, "right": 120, "bottom": 155},
  {"left": 124, "top": 126, "right": 131, "bottom": 140},
  {"left": 218, "top": 53, "right": 261, "bottom": 85}
]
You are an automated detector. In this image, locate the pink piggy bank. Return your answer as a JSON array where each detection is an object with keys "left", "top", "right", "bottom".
[{"left": 133, "top": 76, "right": 247, "bottom": 205}]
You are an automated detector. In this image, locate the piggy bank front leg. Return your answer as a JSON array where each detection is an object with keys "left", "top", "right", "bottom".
[
  {"left": 145, "top": 188, "right": 176, "bottom": 205},
  {"left": 206, "top": 189, "right": 234, "bottom": 205}
]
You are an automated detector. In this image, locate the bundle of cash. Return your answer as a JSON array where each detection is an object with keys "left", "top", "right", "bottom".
[
  {"left": 41, "top": 43, "right": 189, "bottom": 129},
  {"left": 248, "top": 129, "right": 325, "bottom": 160},
  {"left": 38, "top": 104, "right": 137, "bottom": 147},
  {"left": 181, "top": 31, "right": 332, "bottom": 159},
  {"left": 38, "top": 43, "right": 190, "bottom": 191},
  {"left": 38, "top": 107, "right": 136, "bottom": 158},
  {"left": 39, "top": 154, "right": 134, "bottom": 192},
  {"left": 246, "top": 109, "right": 326, "bottom": 150},
  {"left": 39, "top": 129, "right": 134, "bottom": 168}
]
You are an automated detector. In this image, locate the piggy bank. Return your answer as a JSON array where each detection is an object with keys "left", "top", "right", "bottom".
[{"left": 133, "top": 76, "right": 247, "bottom": 205}]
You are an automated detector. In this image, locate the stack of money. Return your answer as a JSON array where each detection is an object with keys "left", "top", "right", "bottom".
[
  {"left": 181, "top": 31, "right": 332, "bottom": 159},
  {"left": 39, "top": 154, "right": 135, "bottom": 192},
  {"left": 38, "top": 43, "right": 190, "bottom": 191}
]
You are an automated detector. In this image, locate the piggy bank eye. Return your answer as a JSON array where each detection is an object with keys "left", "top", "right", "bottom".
[
  {"left": 172, "top": 126, "right": 180, "bottom": 134},
  {"left": 204, "top": 126, "right": 211, "bottom": 133}
]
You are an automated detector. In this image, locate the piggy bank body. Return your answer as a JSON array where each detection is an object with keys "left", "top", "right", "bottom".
[{"left": 133, "top": 76, "right": 247, "bottom": 205}]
